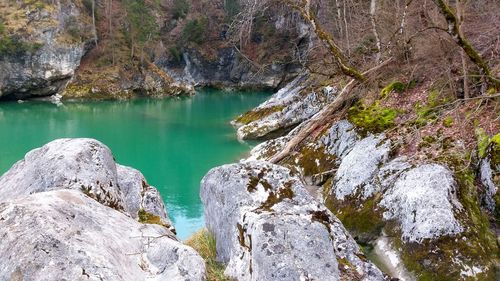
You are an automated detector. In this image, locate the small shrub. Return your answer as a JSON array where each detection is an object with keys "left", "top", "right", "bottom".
[
  {"left": 224, "top": 0, "right": 240, "bottom": 21},
  {"left": 169, "top": 45, "right": 183, "bottom": 63},
  {"left": 182, "top": 17, "right": 208, "bottom": 45},
  {"left": 172, "top": 0, "right": 190, "bottom": 20},
  {"left": 0, "top": 35, "right": 42, "bottom": 57},
  {"left": 65, "top": 16, "right": 83, "bottom": 40}
]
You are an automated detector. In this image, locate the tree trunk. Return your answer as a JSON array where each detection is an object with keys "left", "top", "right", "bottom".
[
  {"left": 456, "top": 0, "right": 469, "bottom": 98},
  {"left": 92, "top": 0, "right": 97, "bottom": 47},
  {"left": 343, "top": 0, "right": 350, "bottom": 57},
  {"left": 285, "top": 0, "right": 365, "bottom": 82},
  {"left": 433, "top": 0, "right": 500, "bottom": 88},
  {"left": 334, "top": 0, "right": 343, "bottom": 38},
  {"left": 370, "top": 0, "right": 381, "bottom": 61}
]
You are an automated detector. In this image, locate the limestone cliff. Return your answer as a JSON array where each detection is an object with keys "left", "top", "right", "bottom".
[{"left": 0, "top": 0, "right": 94, "bottom": 99}]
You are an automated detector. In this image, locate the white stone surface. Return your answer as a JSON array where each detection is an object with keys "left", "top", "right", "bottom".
[
  {"left": 0, "top": 190, "right": 205, "bottom": 281},
  {"left": 379, "top": 164, "right": 464, "bottom": 242},
  {"left": 201, "top": 161, "right": 387, "bottom": 281}
]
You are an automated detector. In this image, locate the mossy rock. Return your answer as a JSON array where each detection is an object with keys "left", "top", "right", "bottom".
[
  {"left": 234, "top": 105, "right": 285, "bottom": 126},
  {"left": 281, "top": 145, "right": 337, "bottom": 178},
  {"left": 326, "top": 193, "right": 385, "bottom": 244},
  {"left": 380, "top": 80, "right": 414, "bottom": 98},
  {"left": 138, "top": 209, "right": 168, "bottom": 227}
]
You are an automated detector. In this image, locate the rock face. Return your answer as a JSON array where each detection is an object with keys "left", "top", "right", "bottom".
[
  {"left": 201, "top": 161, "right": 387, "bottom": 281},
  {"left": 332, "top": 134, "right": 391, "bottom": 200},
  {"left": 480, "top": 157, "right": 499, "bottom": 212},
  {"left": 0, "top": 1, "right": 94, "bottom": 99},
  {"left": 0, "top": 138, "right": 173, "bottom": 230},
  {"left": 0, "top": 138, "right": 205, "bottom": 280},
  {"left": 233, "top": 75, "right": 338, "bottom": 140},
  {"left": 179, "top": 48, "right": 297, "bottom": 89},
  {"left": 0, "top": 190, "right": 205, "bottom": 281},
  {"left": 170, "top": 16, "right": 312, "bottom": 91}
]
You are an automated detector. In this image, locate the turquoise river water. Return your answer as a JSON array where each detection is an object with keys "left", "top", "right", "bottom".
[{"left": 0, "top": 89, "right": 270, "bottom": 239}]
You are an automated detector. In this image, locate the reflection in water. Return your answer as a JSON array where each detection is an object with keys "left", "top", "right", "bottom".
[{"left": 0, "top": 89, "right": 270, "bottom": 239}]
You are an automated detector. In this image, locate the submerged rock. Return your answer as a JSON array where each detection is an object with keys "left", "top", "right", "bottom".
[
  {"left": 0, "top": 190, "right": 205, "bottom": 281},
  {"left": 200, "top": 161, "right": 387, "bottom": 281},
  {"left": 0, "top": 138, "right": 173, "bottom": 230}
]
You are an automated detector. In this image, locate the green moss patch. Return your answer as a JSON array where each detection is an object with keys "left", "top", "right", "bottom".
[
  {"left": 380, "top": 80, "right": 414, "bottom": 98},
  {"left": 413, "top": 90, "right": 452, "bottom": 127},
  {"left": 443, "top": 116, "right": 454, "bottom": 128},
  {"left": 281, "top": 145, "right": 337, "bottom": 178},
  {"left": 234, "top": 105, "right": 285, "bottom": 125},
  {"left": 138, "top": 209, "right": 168, "bottom": 227},
  {"left": 326, "top": 194, "right": 385, "bottom": 244},
  {"left": 348, "top": 101, "right": 398, "bottom": 134}
]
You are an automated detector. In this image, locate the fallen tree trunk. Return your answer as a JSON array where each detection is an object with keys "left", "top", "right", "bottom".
[{"left": 269, "top": 58, "right": 393, "bottom": 163}]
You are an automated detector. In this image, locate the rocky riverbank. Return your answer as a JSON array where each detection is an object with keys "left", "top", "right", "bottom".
[{"left": 228, "top": 76, "right": 500, "bottom": 280}]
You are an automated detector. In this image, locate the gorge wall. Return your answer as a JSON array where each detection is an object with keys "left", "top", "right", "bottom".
[{"left": 0, "top": 0, "right": 309, "bottom": 100}]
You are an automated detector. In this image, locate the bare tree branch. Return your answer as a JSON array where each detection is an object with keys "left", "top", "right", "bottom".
[{"left": 433, "top": 0, "right": 500, "bottom": 88}]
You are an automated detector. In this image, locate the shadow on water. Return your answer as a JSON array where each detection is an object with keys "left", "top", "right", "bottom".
[{"left": 0, "top": 89, "right": 271, "bottom": 239}]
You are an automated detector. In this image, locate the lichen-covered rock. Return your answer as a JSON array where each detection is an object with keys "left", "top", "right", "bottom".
[
  {"left": 244, "top": 122, "right": 308, "bottom": 162},
  {"left": 479, "top": 158, "right": 499, "bottom": 212},
  {"left": 320, "top": 120, "right": 359, "bottom": 159},
  {"left": 245, "top": 118, "right": 498, "bottom": 280},
  {"left": 200, "top": 161, "right": 387, "bottom": 281},
  {"left": 332, "top": 134, "right": 391, "bottom": 200},
  {"left": 0, "top": 138, "right": 171, "bottom": 228},
  {"left": 375, "top": 157, "right": 412, "bottom": 191},
  {"left": 62, "top": 62, "right": 195, "bottom": 100},
  {"left": 379, "top": 164, "right": 464, "bottom": 242},
  {"left": 180, "top": 48, "right": 293, "bottom": 89},
  {"left": 117, "top": 165, "right": 172, "bottom": 229},
  {"left": 0, "top": 1, "right": 94, "bottom": 99},
  {"left": 233, "top": 75, "right": 338, "bottom": 140},
  {"left": 0, "top": 189, "right": 205, "bottom": 281}
]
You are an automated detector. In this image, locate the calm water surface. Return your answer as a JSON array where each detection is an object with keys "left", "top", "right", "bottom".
[{"left": 0, "top": 89, "right": 270, "bottom": 239}]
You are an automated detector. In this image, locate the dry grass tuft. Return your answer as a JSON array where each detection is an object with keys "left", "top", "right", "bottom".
[{"left": 185, "top": 229, "right": 232, "bottom": 281}]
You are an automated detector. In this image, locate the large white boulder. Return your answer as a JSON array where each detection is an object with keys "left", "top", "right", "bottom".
[
  {"left": 0, "top": 138, "right": 173, "bottom": 230},
  {"left": 0, "top": 190, "right": 205, "bottom": 281},
  {"left": 200, "top": 161, "right": 387, "bottom": 281}
]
